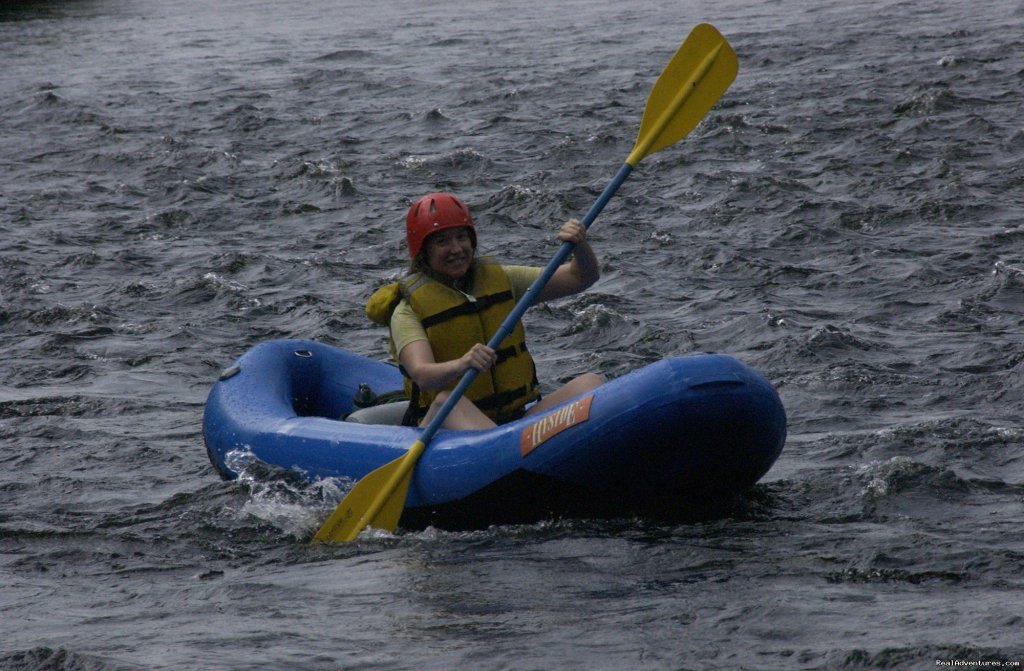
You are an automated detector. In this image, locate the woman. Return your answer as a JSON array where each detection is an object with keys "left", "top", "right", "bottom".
[{"left": 366, "top": 192, "right": 604, "bottom": 429}]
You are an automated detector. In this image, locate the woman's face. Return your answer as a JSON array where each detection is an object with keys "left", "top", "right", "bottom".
[{"left": 424, "top": 227, "right": 475, "bottom": 280}]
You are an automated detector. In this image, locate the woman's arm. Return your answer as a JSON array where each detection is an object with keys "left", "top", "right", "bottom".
[
  {"left": 398, "top": 339, "right": 497, "bottom": 391},
  {"left": 537, "top": 218, "right": 600, "bottom": 302}
]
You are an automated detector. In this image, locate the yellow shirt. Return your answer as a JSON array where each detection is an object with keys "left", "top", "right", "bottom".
[{"left": 390, "top": 264, "right": 542, "bottom": 357}]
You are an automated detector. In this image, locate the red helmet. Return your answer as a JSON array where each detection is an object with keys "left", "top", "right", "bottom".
[{"left": 405, "top": 192, "right": 476, "bottom": 258}]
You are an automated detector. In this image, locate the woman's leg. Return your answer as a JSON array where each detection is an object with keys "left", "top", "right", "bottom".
[
  {"left": 424, "top": 373, "right": 604, "bottom": 429},
  {"left": 525, "top": 373, "right": 605, "bottom": 417},
  {"left": 420, "top": 390, "right": 497, "bottom": 430}
]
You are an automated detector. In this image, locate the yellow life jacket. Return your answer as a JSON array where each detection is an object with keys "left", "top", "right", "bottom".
[{"left": 365, "top": 260, "right": 540, "bottom": 424}]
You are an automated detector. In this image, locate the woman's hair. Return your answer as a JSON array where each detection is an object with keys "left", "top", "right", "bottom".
[{"left": 408, "top": 253, "right": 430, "bottom": 275}]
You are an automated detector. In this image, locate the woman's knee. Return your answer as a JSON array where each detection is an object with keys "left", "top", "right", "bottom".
[{"left": 573, "top": 372, "right": 604, "bottom": 391}]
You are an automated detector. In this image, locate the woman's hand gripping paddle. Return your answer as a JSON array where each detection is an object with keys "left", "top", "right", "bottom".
[{"left": 313, "top": 23, "right": 738, "bottom": 543}]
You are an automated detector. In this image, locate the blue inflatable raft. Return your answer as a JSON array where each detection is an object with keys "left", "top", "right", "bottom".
[{"left": 202, "top": 339, "right": 786, "bottom": 529}]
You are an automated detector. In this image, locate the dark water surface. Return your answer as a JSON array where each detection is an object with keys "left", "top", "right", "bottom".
[{"left": 2, "top": 0, "right": 1023, "bottom": 668}]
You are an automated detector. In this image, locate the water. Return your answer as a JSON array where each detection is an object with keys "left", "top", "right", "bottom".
[{"left": 2, "top": 0, "right": 1023, "bottom": 668}]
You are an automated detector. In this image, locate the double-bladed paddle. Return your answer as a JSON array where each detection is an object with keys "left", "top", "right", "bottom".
[{"left": 313, "top": 23, "right": 738, "bottom": 543}]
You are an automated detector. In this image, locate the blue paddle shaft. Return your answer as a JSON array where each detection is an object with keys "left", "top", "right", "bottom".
[{"left": 418, "top": 162, "right": 635, "bottom": 444}]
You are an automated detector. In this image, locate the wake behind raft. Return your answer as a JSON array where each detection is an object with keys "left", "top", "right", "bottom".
[{"left": 202, "top": 339, "right": 786, "bottom": 531}]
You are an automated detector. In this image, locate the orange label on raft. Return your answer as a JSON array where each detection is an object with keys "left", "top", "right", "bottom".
[{"left": 520, "top": 394, "right": 594, "bottom": 457}]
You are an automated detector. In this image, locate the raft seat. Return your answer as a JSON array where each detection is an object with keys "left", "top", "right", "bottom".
[{"left": 345, "top": 401, "right": 410, "bottom": 425}]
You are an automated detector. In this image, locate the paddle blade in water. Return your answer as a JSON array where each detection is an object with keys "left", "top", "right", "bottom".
[
  {"left": 627, "top": 23, "right": 738, "bottom": 166},
  {"left": 312, "top": 443, "right": 421, "bottom": 543}
]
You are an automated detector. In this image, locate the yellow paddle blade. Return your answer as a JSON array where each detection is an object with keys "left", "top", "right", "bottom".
[
  {"left": 312, "top": 440, "right": 425, "bottom": 543},
  {"left": 626, "top": 23, "right": 738, "bottom": 167}
]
